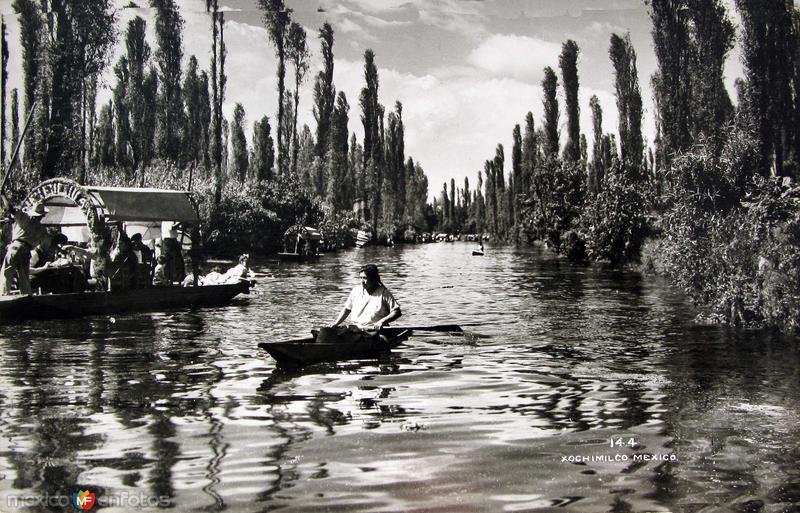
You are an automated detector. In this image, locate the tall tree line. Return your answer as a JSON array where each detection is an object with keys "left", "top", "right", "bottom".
[{"left": 5, "top": 1, "right": 432, "bottom": 242}]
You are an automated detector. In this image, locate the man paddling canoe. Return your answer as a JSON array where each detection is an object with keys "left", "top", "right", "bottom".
[{"left": 330, "top": 264, "right": 401, "bottom": 330}]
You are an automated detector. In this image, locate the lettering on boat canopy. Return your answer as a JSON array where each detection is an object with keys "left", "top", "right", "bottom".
[
  {"left": 21, "top": 178, "right": 103, "bottom": 241},
  {"left": 23, "top": 178, "right": 93, "bottom": 210}
]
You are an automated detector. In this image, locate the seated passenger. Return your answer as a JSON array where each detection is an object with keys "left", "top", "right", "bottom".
[
  {"left": 109, "top": 235, "right": 138, "bottom": 289},
  {"left": 152, "top": 255, "right": 170, "bottom": 286},
  {"left": 181, "top": 263, "right": 204, "bottom": 287},
  {"left": 222, "top": 253, "right": 255, "bottom": 284},
  {"left": 202, "top": 266, "right": 224, "bottom": 285},
  {"left": 30, "top": 232, "right": 68, "bottom": 268}
]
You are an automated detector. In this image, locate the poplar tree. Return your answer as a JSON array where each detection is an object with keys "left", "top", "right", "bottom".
[
  {"left": 251, "top": 115, "right": 275, "bottom": 182},
  {"left": 559, "top": 40, "right": 581, "bottom": 162},
  {"left": 198, "top": 71, "right": 212, "bottom": 170},
  {"left": 493, "top": 144, "right": 506, "bottom": 236},
  {"left": 610, "top": 33, "right": 643, "bottom": 177},
  {"left": 296, "top": 125, "right": 314, "bottom": 187},
  {"left": 10, "top": 89, "right": 19, "bottom": 159},
  {"left": 350, "top": 133, "right": 365, "bottom": 202},
  {"left": 182, "top": 56, "right": 205, "bottom": 166},
  {"left": 114, "top": 17, "right": 154, "bottom": 175},
  {"left": 258, "top": 0, "right": 292, "bottom": 174},
  {"left": 230, "top": 103, "right": 248, "bottom": 181},
  {"left": 521, "top": 112, "right": 537, "bottom": 196},
  {"left": 1, "top": 16, "right": 8, "bottom": 168},
  {"left": 40, "top": 0, "right": 76, "bottom": 179},
  {"left": 327, "top": 92, "right": 351, "bottom": 210},
  {"left": 450, "top": 177, "right": 456, "bottom": 231},
  {"left": 313, "top": 23, "right": 335, "bottom": 158},
  {"left": 384, "top": 101, "right": 405, "bottom": 227},
  {"left": 72, "top": 0, "right": 116, "bottom": 183},
  {"left": 542, "top": 67, "right": 560, "bottom": 157},
  {"left": 736, "top": 0, "right": 796, "bottom": 177},
  {"left": 12, "top": 0, "right": 43, "bottom": 170},
  {"left": 206, "top": 0, "right": 226, "bottom": 202},
  {"left": 484, "top": 160, "right": 495, "bottom": 234},
  {"left": 588, "top": 95, "right": 605, "bottom": 195},
  {"left": 287, "top": 22, "right": 309, "bottom": 174},
  {"left": 360, "top": 49, "right": 383, "bottom": 231},
  {"left": 650, "top": 0, "right": 692, "bottom": 164},
  {"left": 512, "top": 124, "right": 522, "bottom": 230},
  {"left": 94, "top": 100, "right": 115, "bottom": 167},
  {"left": 689, "top": 0, "right": 735, "bottom": 141},
  {"left": 151, "top": 0, "right": 185, "bottom": 163},
  {"left": 281, "top": 92, "right": 294, "bottom": 166}
]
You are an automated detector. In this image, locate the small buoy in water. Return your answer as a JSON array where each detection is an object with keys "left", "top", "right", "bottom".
[{"left": 109, "top": 317, "right": 116, "bottom": 324}]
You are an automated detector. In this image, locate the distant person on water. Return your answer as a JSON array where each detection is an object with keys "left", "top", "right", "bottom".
[
  {"left": 330, "top": 264, "right": 402, "bottom": 330},
  {"left": 0, "top": 197, "right": 50, "bottom": 295}
]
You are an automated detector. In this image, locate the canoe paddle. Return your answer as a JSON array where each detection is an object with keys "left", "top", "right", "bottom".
[{"left": 382, "top": 324, "right": 463, "bottom": 333}]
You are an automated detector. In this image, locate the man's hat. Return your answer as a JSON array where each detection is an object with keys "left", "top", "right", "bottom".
[{"left": 27, "top": 203, "right": 47, "bottom": 217}]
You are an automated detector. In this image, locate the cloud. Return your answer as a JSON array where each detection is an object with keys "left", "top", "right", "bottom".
[
  {"left": 468, "top": 34, "right": 562, "bottom": 82},
  {"left": 331, "top": 0, "right": 488, "bottom": 36}
]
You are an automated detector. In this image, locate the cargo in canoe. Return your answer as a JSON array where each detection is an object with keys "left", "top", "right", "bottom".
[{"left": 259, "top": 327, "right": 412, "bottom": 367}]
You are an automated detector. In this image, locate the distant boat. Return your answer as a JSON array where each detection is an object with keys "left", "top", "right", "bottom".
[
  {"left": 279, "top": 225, "right": 321, "bottom": 262},
  {"left": 355, "top": 230, "right": 371, "bottom": 248},
  {"left": 472, "top": 250, "right": 484, "bottom": 256}
]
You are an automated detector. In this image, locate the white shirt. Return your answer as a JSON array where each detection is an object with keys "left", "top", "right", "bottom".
[{"left": 344, "top": 284, "right": 400, "bottom": 327}]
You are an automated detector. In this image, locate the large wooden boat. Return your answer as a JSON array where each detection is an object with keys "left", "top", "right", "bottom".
[
  {"left": 0, "top": 281, "right": 250, "bottom": 320},
  {"left": 1, "top": 178, "right": 251, "bottom": 320},
  {"left": 259, "top": 328, "right": 412, "bottom": 367}
]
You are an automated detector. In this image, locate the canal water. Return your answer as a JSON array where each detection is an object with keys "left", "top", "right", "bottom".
[{"left": 0, "top": 243, "right": 798, "bottom": 512}]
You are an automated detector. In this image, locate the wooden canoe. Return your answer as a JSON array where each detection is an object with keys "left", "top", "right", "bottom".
[
  {"left": 259, "top": 328, "right": 412, "bottom": 367},
  {"left": 472, "top": 250, "right": 484, "bottom": 256},
  {"left": 0, "top": 281, "right": 250, "bottom": 320}
]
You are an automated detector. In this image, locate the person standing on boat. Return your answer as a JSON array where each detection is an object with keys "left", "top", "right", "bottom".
[
  {"left": 330, "top": 264, "right": 402, "bottom": 330},
  {"left": 161, "top": 228, "right": 185, "bottom": 284},
  {"left": 0, "top": 198, "right": 50, "bottom": 295},
  {"left": 130, "top": 233, "right": 153, "bottom": 265}
]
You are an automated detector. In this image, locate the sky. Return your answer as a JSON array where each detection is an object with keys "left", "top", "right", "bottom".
[{"left": 0, "top": 0, "right": 744, "bottom": 197}]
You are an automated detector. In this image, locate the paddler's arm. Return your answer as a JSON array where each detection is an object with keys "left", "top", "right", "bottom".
[
  {"left": 373, "top": 305, "right": 402, "bottom": 330},
  {"left": 330, "top": 306, "right": 351, "bottom": 327}
]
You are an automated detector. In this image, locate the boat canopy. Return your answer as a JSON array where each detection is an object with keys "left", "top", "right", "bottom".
[
  {"left": 85, "top": 186, "right": 199, "bottom": 223},
  {"left": 282, "top": 224, "right": 321, "bottom": 255},
  {"left": 21, "top": 178, "right": 199, "bottom": 245}
]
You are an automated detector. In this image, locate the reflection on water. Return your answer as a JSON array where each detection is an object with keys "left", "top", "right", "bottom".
[{"left": 1, "top": 243, "right": 798, "bottom": 512}]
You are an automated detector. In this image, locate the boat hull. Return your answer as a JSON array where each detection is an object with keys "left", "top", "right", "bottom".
[
  {"left": 259, "top": 329, "right": 411, "bottom": 367},
  {"left": 277, "top": 252, "right": 317, "bottom": 262},
  {"left": 0, "top": 281, "right": 250, "bottom": 320}
]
